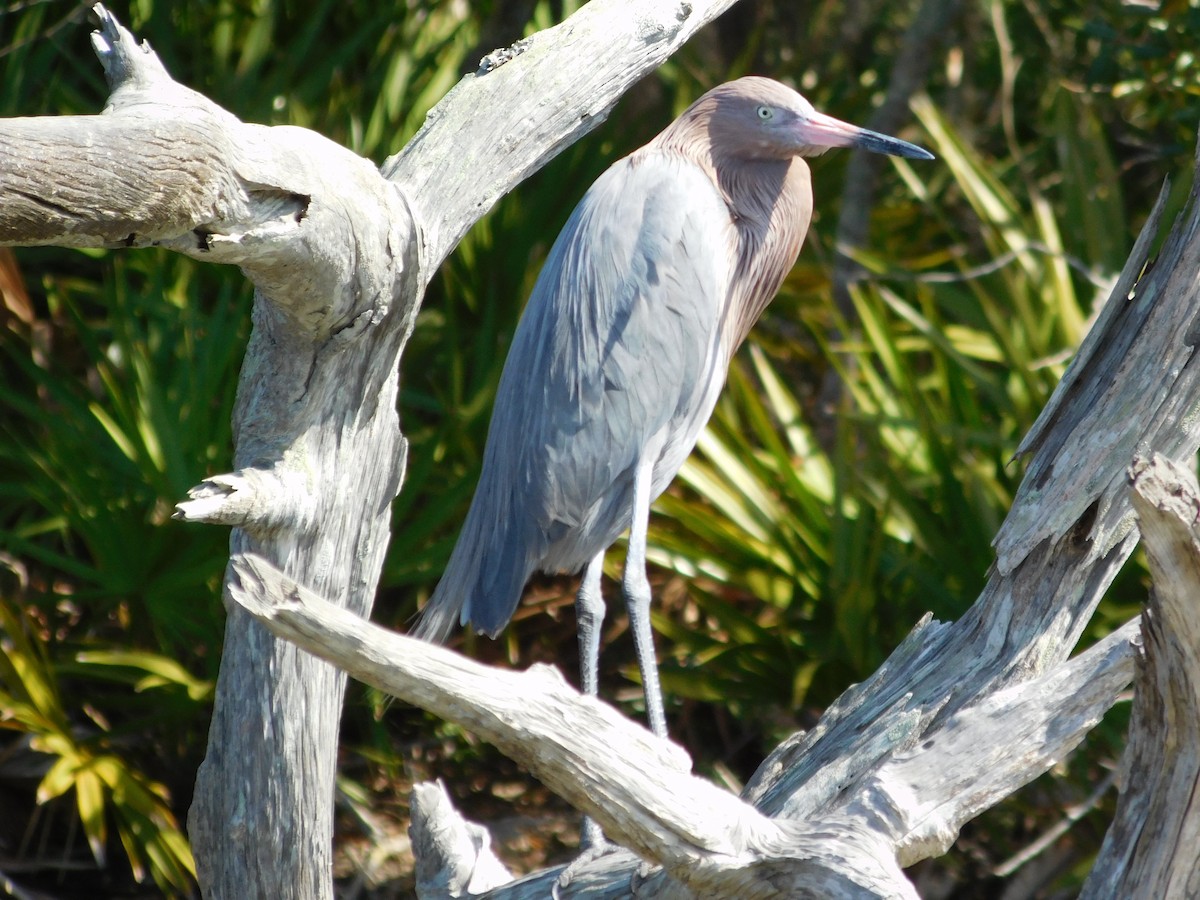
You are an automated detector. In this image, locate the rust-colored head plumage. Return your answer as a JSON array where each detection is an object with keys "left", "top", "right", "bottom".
[
  {"left": 647, "top": 77, "right": 932, "bottom": 350},
  {"left": 658, "top": 76, "right": 934, "bottom": 164}
]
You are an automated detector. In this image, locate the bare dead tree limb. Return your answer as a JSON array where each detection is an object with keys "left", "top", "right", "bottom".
[
  {"left": 7, "top": 4, "right": 1200, "bottom": 897},
  {"left": 225, "top": 548, "right": 1134, "bottom": 897}
]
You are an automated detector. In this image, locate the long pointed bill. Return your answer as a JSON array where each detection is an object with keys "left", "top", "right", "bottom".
[{"left": 799, "top": 109, "right": 934, "bottom": 160}]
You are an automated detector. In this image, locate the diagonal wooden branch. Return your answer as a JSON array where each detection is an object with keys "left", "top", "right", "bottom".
[
  {"left": 365, "top": 130, "right": 1195, "bottom": 894},
  {"left": 383, "top": 0, "right": 738, "bottom": 276},
  {"left": 876, "top": 619, "right": 1136, "bottom": 866},
  {"left": 225, "top": 553, "right": 779, "bottom": 870},
  {"left": 9, "top": 3, "right": 1198, "bottom": 896},
  {"left": 226, "top": 548, "right": 1135, "bottom": 897},
  {"left": 1082, "top": 454, "right": 1200, "bottom": 897},
  {"left": 742, "top": 150, "right": 1200, "bottom": 827},
  {"left": 226, "top": 552, "right": 919, "bottom": 898}
]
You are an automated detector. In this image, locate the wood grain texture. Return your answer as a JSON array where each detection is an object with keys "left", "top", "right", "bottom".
[
  {"left": 228, "top": 552, "right": 920, "bottom": 899},
  {"left": 227, "top": 138, "right": 1200, "bottom": 894},
  {"left": 224, "top": 554, "right": 1135, "bottom": 896},
  {"left": 410, "top": 781, "right": 514, "bottom": 896},
  {"left": 385, "top": 0, "right": 740, "bottom": 276}
]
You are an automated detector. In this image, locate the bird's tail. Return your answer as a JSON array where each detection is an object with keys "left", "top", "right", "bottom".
[{"left": 412, "top": 495, "right": 539, "bottom": 644}]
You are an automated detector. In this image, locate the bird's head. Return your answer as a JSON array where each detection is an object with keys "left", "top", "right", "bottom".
[{"left": 697, "top": 76, "right": 933, "bottom": 163}]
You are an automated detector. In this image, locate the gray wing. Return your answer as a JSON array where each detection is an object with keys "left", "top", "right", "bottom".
[{"left": 416, "top": 150, "right": 735, "bottom": 641}]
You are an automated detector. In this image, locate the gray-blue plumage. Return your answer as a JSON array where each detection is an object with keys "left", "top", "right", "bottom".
[{"left": 417, "top": 152, "right": 733, "bottom": 641}]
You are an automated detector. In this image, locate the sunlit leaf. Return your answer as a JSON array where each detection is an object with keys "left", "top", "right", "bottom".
[{"left": 76, "top": 767, "right": 108, "bottom": 865}]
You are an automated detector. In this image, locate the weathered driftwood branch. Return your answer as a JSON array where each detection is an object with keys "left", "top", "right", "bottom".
[
  {"left": 224, "top": 556, "right": 779, "bottom": 869},
  {"left": 227, "top": 551, "right": 1134, "bottom": 897},
  {"left": 0, "top": 3, "right": 740, "bottom": 897},
  {"left": 403, "top": 146, "right": 1200, "bottom": 893},
  {"left": 9, "top": 2, "right": 1200, "bottom": 895},
  {"left": 736, "top": 164, "right": 1197, "bottom": 831},
  {"left": 226, "top": 553, "right": 911, "bottom": 897},
  {"left": 1082, "top": 454, "right": 1200, "bottom": 897},
  {"left": 383, "top": 0, "right": 739, "bottom": 276}
]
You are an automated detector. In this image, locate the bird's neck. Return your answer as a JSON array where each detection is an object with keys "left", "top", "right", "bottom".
[
  {"left": 714, "top": 155, "right": 800, "bottom": 224},
  {"left": 718, "top": 156, "right": 813, "bottom": 350}
]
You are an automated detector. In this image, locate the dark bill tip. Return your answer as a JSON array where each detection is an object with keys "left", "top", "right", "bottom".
[{"left": 854, "top": 129, "right": 935, "bottom": 161}]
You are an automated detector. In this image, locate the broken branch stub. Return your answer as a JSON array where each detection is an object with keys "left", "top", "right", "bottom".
[
  {"left": 0, "top": 8, "right": 418, "bottom": 895},
  {"left": 224, "top": 545, "right": 1137, "bottom": 897},
  {"left": 226, "top": 552, "right": 922, "bottom": 900}
]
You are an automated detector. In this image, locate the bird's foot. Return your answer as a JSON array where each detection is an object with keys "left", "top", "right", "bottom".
[
  {"left": 630, "top": 859, "right": 657, "bottom": 894},
  {"left": 553, "top": 818, "right": 621, "bottom": 897}
]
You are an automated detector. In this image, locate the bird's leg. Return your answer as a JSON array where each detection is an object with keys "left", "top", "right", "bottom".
[
  {"left": 560, "top": 559, "right": 633, "bottom": 895},
  {"left": 624, "top": 458, "right": 668, "bottom": 740},
  {"left": 558, "top": 464, "right": 667, "bottom": 888},
  {"left": 576, "top": 552, "right": 606, "bottom": 698},
  {"left": 574, "top": 552, "right": 607, "bottom": 851}
]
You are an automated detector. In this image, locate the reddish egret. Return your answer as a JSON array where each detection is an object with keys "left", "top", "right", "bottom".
[{"left": 417, "top": 77, "right": 932, "bottom": 739}]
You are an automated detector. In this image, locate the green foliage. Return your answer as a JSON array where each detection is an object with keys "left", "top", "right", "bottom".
[
  {"left": 0, "top": 1, "right": 490, "bottom": 892},
  {"left": 0, "top": 578, "right": 199, "bottom": 892},
  {"left": 1, "top": 252, "right": 241, "bottom": 656},
  {"left": 642, "top": 29, "right": 1150, "bottom": 733},
  {"left": 1048, "top": 0, "right": 1200, "bottom": 156},
  {"left": 0, "top": 250, "right": 229, "bottom": 891}
]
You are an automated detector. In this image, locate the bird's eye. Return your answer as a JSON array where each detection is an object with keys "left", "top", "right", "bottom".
[{"left": 756, "top": 105, "right": 774, "bottom": 121}]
